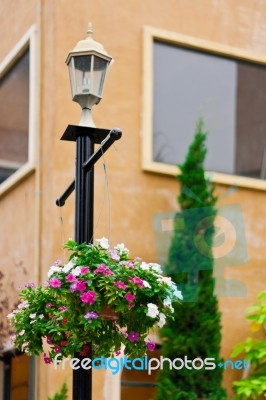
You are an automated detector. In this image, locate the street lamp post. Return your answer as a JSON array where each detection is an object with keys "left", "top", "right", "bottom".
[{"left": 56, "top": 25, "right": 122, "bottom": 400}]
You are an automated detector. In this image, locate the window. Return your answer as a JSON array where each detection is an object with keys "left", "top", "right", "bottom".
[
  {"left": 0, "top": 352, "right": 35, "bottom": 400},
  {"left": 121, "top": 348, "right": 160, "bottom": 400},
  {"left": 142, "top": 26, "right": 266, "bottom": 190},
  {"left": 0, "top": 26, "right": 38, "bottom": 194}
]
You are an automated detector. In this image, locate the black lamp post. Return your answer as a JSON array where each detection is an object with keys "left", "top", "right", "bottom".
[{"left": 56, "top": 24, "right": 122, "bottom": 400}]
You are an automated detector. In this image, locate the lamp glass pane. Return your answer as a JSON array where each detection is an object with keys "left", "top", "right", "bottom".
[
  {"left": 71, "top": 55, "right": 92, "bottom": 96},
  {"left": 91, "top": 56, "right": 109, "bottom": 97}
]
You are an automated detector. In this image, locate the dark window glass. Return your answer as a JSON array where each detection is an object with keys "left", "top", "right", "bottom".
[
  {"left": 153, "top": 41, "right": 266, "bottom": 179},
  {"left": 0, "top": 49, "right": 30, "bottom": 182}
]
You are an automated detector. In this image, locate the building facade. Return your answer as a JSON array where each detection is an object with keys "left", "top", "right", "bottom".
[{"left": 1, "top": 0, "right": 266, "bottom": 399}]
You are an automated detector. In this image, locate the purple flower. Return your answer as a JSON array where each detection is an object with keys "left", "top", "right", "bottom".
[
  {"left": 49, "top": 278, "right": 61, "bottom": 288},
  {"left": 46, "top": 336, "right": 53, "bottom": 344},
  {"left": 25, "top": 282, "right": 36, "bottom": 288},
  {"left": 66, "top": 273, "right": 76, "bottom": 282},
  {"left": 54, "top": 345, "right": 61, "bottom": 353},
  {"left": 81, "top": 267, "right": 90, "bottom": 274},
  {"left": 84, "top": 311, "right": 98, "bottom": 320},
  {"left": 114, "top": 281, "right": 127, "bottom": 290},
  {"left": 125, "top": 293, "right": 135, "bottom": 303},
  {"left": 59, "top": 306, "right": 67, "bottom": 312},
  {"left": 128, "top": 331, "right": 139, "bottom": 342},
  {"left": 43, "top": 353, "right": 52, "bottom": 364},
  {"left": 53, "top": 259, "right": 62, "bottom": 266},
  {"left": 146, "top": 340, "right": 156, "bottom": 351},
  {"left": 80, "top": 291, "right": 97, "bottom": 305},
  {"left": 70, "top": 282, "right": 77, "bottom": 292},
  {"left": 76, "top": 280, "right": 87, "bottom": 292}
]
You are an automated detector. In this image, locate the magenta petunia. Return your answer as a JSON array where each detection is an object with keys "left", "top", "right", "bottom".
[
  {"left": 114, "top": 281, "right": 127, "bottom": 290},
  {"left": 59, "top": 306, "right": 67, "bottom": 312},
  {"left": 46, "top": 303, "right": 54, "bottom": 308},
  {"left": 80, "top": 267, "right": 90, "bottom": 274},
  {"left": 76, "top": 280, "right": 87, "bottom": 292},
  {"left": 94, "top": 264, "right": 113, "bottom": 276},
  {"left": 80, "top": 290, "right": 97, "bottom": 305},
  {"left": 49, "top": 278, "right": 61, "bottom": 288},
  {"left": 129, "top": 277, "right": 144, "bottom": 288},
  {"left": 125, "top": 293, "right": 135, "bottom": 303},
  {"left": 128, "top": 331, "right": 139, "bottom": 342},
  {"left": 66, "top": 273, "right": 76, "bottom": 282}
]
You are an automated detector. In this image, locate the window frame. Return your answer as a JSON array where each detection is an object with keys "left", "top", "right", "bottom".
[
  {"left": 142, "top": 25, "right": 266, "bottom": 191},
  {"left": 0, "top": 25, "right": 39, "bottom": 196}
]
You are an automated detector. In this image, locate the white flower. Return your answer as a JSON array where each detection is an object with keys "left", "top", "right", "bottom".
[
  {"left": 96, "top": 237, "right": 109, "bottom": 249},
  {"left": 157, "top": 312, "right": 166, "bottom": 328},
  {"left": 146, "top": 303, "right": 159, "bottom": 318},
  {"left": 19, "top": 330, "right": 25, "bottom": 336},
  {"left": 62, "top": 259, "right": 76, "bottom": 273},
  {"left": 115, "top": 243, "right": 129, "bottom": 254},
  {"left": 30, "top": 320, "right": 36, "bottom": 324},
  {"left": 39, "top": 314, "right": 44, "bottom": 319},
  {"left": 172, "top": 284, "right": 183, "bottom": 300},
  {"left": 29, "top": 313, "right": 36, "bottom": 319},
  {"left": 157, "top": 276, "right": 172, "bottom": 285},
  {"left": 140, "top": 262, "right": 150, "bottom": 270},
  {"left": 22, "top": 341, "right": 29, "bottom": 351},
  {"left": 18, "top": 300, "right": 29, "bottom": 309},
  {"left": 72, "top": 266, "right": 82, "bottom": 276},
  {"left": 149, "top": 263, "right": 163, "bottom": 274},
  {"left": 163, "top": 297, "right": 174, "bottom": 312},
  {"left": 143, "top": 280, "right": 151, "bottom": 289},
  {"left": 7, "top": 312, "right": 16, "bottom": 320},
  {"left": 47, "top": 265, "right": 62, "bottom": 278}
]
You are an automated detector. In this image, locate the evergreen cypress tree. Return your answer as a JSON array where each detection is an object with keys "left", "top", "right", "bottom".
[{"left": 155, "top": 119, "right": 227, "bottom": 399}]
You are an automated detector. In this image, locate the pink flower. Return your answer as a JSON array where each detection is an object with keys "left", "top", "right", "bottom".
[
  {"left": 94, "top": 264, "right": 113, "bottom": 276},
  {"left": 125, "top": 293, "right": 135, "bottom": 303},
  {"left": 81, "top": 267, "right": 90, "bottom": 274},
  {"left": 49, "top": 278, "right": 61, "bottom": 288},
  {"left": 114, "top": 281, "right": 127, "bottom": 290},
  {"left": 146, "top": 340, "right": 156, "bottom": 351},
  {"left": 80, "top": 290, "right": 97, "bottom": 305},
  {"left": 59, "top": 306, "right": 67, "bottom": 312},
  {"left": 46, "top": 303, "right": 54, "bottom": 308},
  {"left": 66, "top": 273, "right": 76, "bottom": 282},
  {"left": 128, "top": 331, "right": 139, "bottom": 342},
  {"left": 115, "top": 349, "right": 121, "bottom": 356},
  {"left": 76, "top": 280, "right": 87, "bottom": 292},
  {"left": 53, "top": 259, "right": 62, "bottom": 266},
  {"left": 43, "top": 353, "right": 52, "bottom": 364},
  {"left": 129, "top": 277, "right": 144, "bottom": 288}
]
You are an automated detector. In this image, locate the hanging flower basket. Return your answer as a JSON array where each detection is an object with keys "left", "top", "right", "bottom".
[{"left": 8, "top": 238, "right": 182, "bottom": 362}]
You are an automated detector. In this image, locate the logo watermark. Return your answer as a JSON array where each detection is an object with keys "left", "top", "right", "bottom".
[{"left": 53, "top": 355, "right": 250, "bottom": 375}]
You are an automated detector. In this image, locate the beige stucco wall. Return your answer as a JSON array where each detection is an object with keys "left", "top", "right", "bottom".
[{"left": 1, "top": 0, "right": 266, "bottom": 399}]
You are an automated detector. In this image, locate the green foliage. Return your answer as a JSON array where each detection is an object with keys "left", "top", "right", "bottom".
[
  {"left": 48, "top": 383, "right": 68, "bottom": 400},
  {"left": 232, "top": 290, "right": 266, "bottom": 399},
  {"left": 155, "top": 119, "right": 227, "bottom": 399}
]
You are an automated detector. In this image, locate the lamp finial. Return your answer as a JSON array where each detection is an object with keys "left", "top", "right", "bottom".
[{"left": 87, "top": 22, "right": 93, "bottom": 38}]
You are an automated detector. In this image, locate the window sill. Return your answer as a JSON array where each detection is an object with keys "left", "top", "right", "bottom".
[
  {"left": 0, "top": 162, "right": 35, "bottom": 198},
  {"left": 142, "top": 160, "right": 266, "bottom": 191}
]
